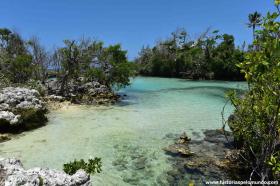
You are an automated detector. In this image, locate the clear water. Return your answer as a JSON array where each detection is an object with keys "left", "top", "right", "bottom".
[{"left": 0, "top": 77, "right": 247, "bottom": 185}]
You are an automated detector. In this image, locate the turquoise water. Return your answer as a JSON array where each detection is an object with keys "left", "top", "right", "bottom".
[{"left": 0, "top": 77, "right": 246, "bottom": 185}]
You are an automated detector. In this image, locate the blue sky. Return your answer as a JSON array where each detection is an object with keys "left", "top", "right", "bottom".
[{"left": 0, "top": 0, "right": 275, "bottom": 59}]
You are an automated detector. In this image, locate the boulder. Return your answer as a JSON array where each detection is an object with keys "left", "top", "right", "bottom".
[
  {"left": 176, "top": 132, "right": 191, "bottom": 144},
  {"left": 45, "top": 79, "right": 60, "bottom": 95},
  {"left": 0, "top": 111, "right": 21, "bottom": 125},
  {"left": 0, "top": 157, "right": 91, "bottom": 186},
  {"left": 0, "top": 87, "right": 47, "bottom": 132}
]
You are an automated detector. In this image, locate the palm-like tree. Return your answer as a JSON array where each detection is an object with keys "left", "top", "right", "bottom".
[{"left": 248, "top": 11, "right": 262, "bottom": 40}]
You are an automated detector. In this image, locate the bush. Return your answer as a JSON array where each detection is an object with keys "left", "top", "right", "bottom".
[
  {"left": 227, "top": 3, "right": 280, "bottom": 181},
  {"left": 63, "top": 158, "right": 102, "bottom": 175}
]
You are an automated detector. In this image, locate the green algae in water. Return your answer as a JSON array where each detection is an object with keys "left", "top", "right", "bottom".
[{"left": 0, "top": 77, "right": 247, "bottom": 185}]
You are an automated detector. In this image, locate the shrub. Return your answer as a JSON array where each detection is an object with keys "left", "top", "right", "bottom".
[
  {"left": 227, "top": 2, "right": 280, "bottom": 181},
  {"left": 63, "top": 158, "right": 102, "bottom": 175}
]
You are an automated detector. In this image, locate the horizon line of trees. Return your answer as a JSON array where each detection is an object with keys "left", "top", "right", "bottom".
[
  {"left": 134, "top": 28, "right": 250, "bottom": 81},
  {"left": 134, "top": 8, "right": 266, "bottom": 82}
]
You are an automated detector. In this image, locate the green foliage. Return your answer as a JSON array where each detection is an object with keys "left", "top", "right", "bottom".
[
  {"left": 268, "top": 153, "right": 280, "bottom": 177},
  {"left": 55, "top": 40, "right": 135, "bottom": 94},
  {"left": 227, "top": 4, "right": 280, "bottom": 181},
  {"left": 25, "top": 80, "right": 47, "bottom": 96},
  {"left": 63, "top": 158, "right": 102, "bottom": 175},
  {"left": 0, "top": 28, "right": 48, "bottom": 84},
  {"left": 211, "top": 34, "right": 244, "bottom": 79},
  {"left": 98, "top": 44, "right": 135, "bottom": 89},
  {"left": 0, "top": 72, "right": 11, "bottom": 89},
  {"left": 8, "top": 54, "right": 33, "bottom": 83},
  {"left": 135, "top": 29, "right": 244, "bottom": 80},
  {"left": 247, "top": 12, "right": 262, "bottom": 35},
  {"left": 38, "top": 176, "right": 44, "bottom": 186}
]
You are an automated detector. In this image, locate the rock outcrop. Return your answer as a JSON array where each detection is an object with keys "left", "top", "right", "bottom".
[
  {"left": 0, "top": 157, "right": 91, "bottom": 186},
  {"left": 46, "top": 79, "right": 118, "bottom": 104},
  {"left": 0, "top": 87, "right": 47, "bottom": 132}
]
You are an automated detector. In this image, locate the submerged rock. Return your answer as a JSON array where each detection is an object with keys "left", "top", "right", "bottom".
[
  {"left": 0, "top": 157, "right": 91, "bottom": 186},
  {"left": 0, "top": 87, "right": 47, "bottom": 132},
  {"left": 162, "top": 129, "right": 241, "bottom": 185},
  {"left": 203, "top": 129, "right": 233, "bottom": 146},
  {"left": 163, "top": 144, "right": 195, "bottom": 157},
  {"left": 163, "top": 132, "right": 194, "bottom": 157},
  {"left": 0, "top": 134, "right": 11, "bottom": 143}
]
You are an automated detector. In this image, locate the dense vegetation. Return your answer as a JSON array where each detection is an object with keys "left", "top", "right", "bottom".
[
  {"left": 0, "top": 29, "right": 135, "bottom": 92},
  {"left": 135, "top": 29, "right": 245, "bottom": 80},
  {"left": 227, "top": 0, "right": 280, "bottom": 181}
]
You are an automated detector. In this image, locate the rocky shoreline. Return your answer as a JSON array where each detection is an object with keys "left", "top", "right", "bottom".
[
  {"left": 0, "top": 79, "right": 119, "bottom": 135},
  {"left": 0, "top": 158, "right": 91, "bottom": 186}
]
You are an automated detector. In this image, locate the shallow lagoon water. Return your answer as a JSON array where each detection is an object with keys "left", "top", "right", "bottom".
[{"left": 0, "top": 77, "right": 246, "bottom": 185}]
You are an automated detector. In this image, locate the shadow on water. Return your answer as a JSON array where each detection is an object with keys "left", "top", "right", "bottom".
[
  {"left": 117, "top": 86, "right": 246, "bottom": 107},
  {"left": 160, "top": 86, "right": 245, "bottom": 93},
  {"left": 124, "top": 85, "right": 246, "bottom": 94}
]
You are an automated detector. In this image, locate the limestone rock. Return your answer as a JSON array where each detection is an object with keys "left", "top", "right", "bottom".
[
  {"left": 0, "top": 87, "right": 47, "bottom": 131},
  {"left": 45, "top": 79, "right": 117, "bottom": 104},
  {"left": 0, "top": 111, "right": 21, "bottom": 125},
  {"left": 0, "top": 158, "right": 91, "bottom": 186},
  {"left": 46, "top": 95, "right": 65, "bottom": 102}
]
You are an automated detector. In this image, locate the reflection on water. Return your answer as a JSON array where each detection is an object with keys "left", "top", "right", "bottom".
[{"left": 0, "top": 77, "right": 246, "bottom": 185}]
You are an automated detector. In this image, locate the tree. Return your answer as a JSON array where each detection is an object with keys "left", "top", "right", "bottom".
[
  {"left": 56, "top": 40, "right": 81, "bottom": 95},
  {"left": 53, "top": 39, "right": 135, "bottom": 94},
  {"left": 0, "top": 28, "right": 34, "bottom": 84},
  {"left": 98, "top": 44, "right": 134, "bottom": 89},
  {"left": 248, "top": 11, "right": 262, "bottom": 40},
  {"left": 211, "top": 34, "right": 244, "bottom": 80},
  {"left": 27, "top": 36, "right": 49, "bottom": 82},
  {"left": 135, "top": 46, "right": 153, "bottom": 75}
]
